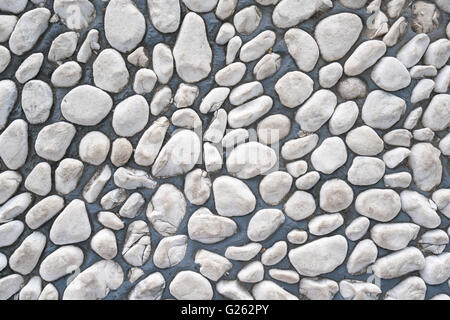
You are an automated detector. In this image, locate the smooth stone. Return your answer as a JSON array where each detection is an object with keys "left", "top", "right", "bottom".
[
  {"left": 319, "top": 179, "right": 353, "bottom": 212},
  {"left": 0, "top": 46, "right": 10, "bottom": 73},
  {"left": 295, "top": 89, "right": 337, "bottom": 132},
  {"left": 284, "top": 191, "right": 316, "bottom": 221},
  {"left": 400, "top": 190, "right": 441, "bottom": 228},
  {"left": 247, "top": 209, "right": 285, "bottom": 242},
  {"left": 346, "top": 239, "right": 378, "bottom": 275},
  {"left": 319, "top": 62, "right": 343, "bottom": 88},
  {"left": 77, "top": 29, "right": 100, "bottom": 63},
  {"left": 372, "top": 247, "right": 425, "bottom": 279},
  {"left": 240, "top": 30, "right": 276, "bottom": 62},
  {"left": 229, "top": 81, "right": 263, "bottom": 106},
  {"left": 337, "top": 77, "right": 367, "bottom": 100},
  {"left": 184, "top": 169, "right": 211, "bottom": 206},
  {"left": 216, "top": 280, "right": 253, "bottom": 300},
  {"left": 238, "top": 261, "right": 264, "bottom": 283},
  {"left": 315, "top": 13, "right": 362, "bottom": 62},
  {"left": 383, "top": 129, "right": 412, "bottom": 147},
  {"left": 195, "top": 249, "right": 232, "bottom": 281},
  {"left": 147, "top": 0, "right": 180, "bottom": 33},
  {"left": 0, "top": 80, "right": 17, "bottom": 130},
  {"left": 226, "top": 36, "right": 242, "bottom": 65},
  {"left": 25, "top": 195, "right": 64, "bottom": 229},
  {"left": 284, "top": 28, "right": 319, "bottom": 72},
  {"left": 21, "top": 80, "right": 53, "bottom": 124},
  {"left": 0, "top": 120, "right": 28, "bottom": 170},
  {"left": 285, "top": 160, "right": 307, "bottom": 178},
  {"left": 275, "top": 71, "right": 313, "bottom": 108},
  {"left": 383, "top": 147, "right": 411, "bottom": 169},
  {"left": 9, "top": 231, "right": 46, "bottom": 275},
  {"left": 289, "top": 235, "right": 348, "bottom": 276},
  {"left": 355, "top": 189, "right": 401, "bottom": 222},
  {"left": 112, "top": 95, "right": 149, "bottom": 137},
  {"left": 48, "top": 31, "right": 78, "bottom": 62},
  {"left": 233, "top": 5, "right": 261, "bottom": 35},
  {"left": 134, "top": 117, "right": 169, "bottom": 166},
  {"left": 119, "top": 192, "right": 145, "bottom": 219},
  {"left": 50, "top": 199, "right": 91, "bottom": 245},
  {"left": 339, "top": 280, "right": 381, "bottom": 300},
  {"left": 152, "top": 43, "right": 173, "bottom": 84},
  {"left": 24, "top": 162, "right": 51, "bottom": 196},
  {"left": 269, "top": 269, "right": 299, "bottom": 284},
  {"left": 295, "top": 171, "right": 320, "bottom": 190},
  {"left": 82, "top": 165, "right": 111, "bottom": 203},
  {"left": 97, "top": 211, "right": 125, "bottom": 231},
  {"left": 383, "top": 172, "right": 412, "bottom": 188},
  {"left": 0, "top": 171, "right": 21, "bottom": 205},
  {"left": 105, "top": 0, "right": 145, "bottom": 53},
  {"left": 222, "top": 129, "right": 249, "bottom": 148},
  {"left": 0, "top": 274, "right": 24, "bottom": 300},
  {"left": 308, "top": 213, "right": 344, "bottom": 236},
  {"left": 215, "top": 0, "right": 238, "bottom": 20},
  {"left": 0, "top": 220, "right": 24, "bottom": 247},
  {"left": 216, "top": 23, "right": 235, "bottom": 45},
  {"left": 259, "top": 171, "right": 293, "bottom": 205},
  {"left": 133, "top": 69, "right": 157, "bottom": 95},
  {"left": 55, "top": 159, "right": 83, "bottom": 195},
  {"left": 39, "top": 246, "right": 84, "bottom": 282},
  {"left": 371, "top": 57, "right": 411, "bottom": 91},
  {"left": 424, "top": 39, "right": 450, "bottom": 68},
  {"left": 420, "top": 253, "right": 450, "bottom": 285},
  {"left": 281, "top": 134, "right": 318, "bottom": 160},
  {"left": 345, "top": 217, "right": 370, "bottom": 241},
  {"left": 228, "top": 96, "right": 273, "bottom": 128},
  {"left": 203, "top": 143, "right": 222, "bottom": 172},
  {"left": 299, "top": 278, "right": 339, "bottom": 300},
  {"left": 253, "top": 53, "right": 281, "bottom": 80},
  {"left": 385, "top": 276, "right": 427, "bottom": 300},
  {"left": 199, "top": 87, "right": 230, "bottom": 113},
  {"left": 174, "top": 83, "right": 199, "bottom": 109},
  {"left": 213, "top": 175, "right": 255, "bottom": 217},
  {"left": 0, "top": 15, "right": 17, "bottom": 43},
  {"left": 432, "top": 189, "right": 450, "bottom": 218},
  {"left": 171, "top": 109, "right": 202, "bottom": 129},
  {"left": 0, "top": 193, "right": 33, "bottom": 223},
  {"left": 63, "top": 260, "right": 123, "bottom": 300},
  {"left": 344, "top": 40, "right": 386, "bottom": 76},
  {"left": 9, "top": 8, "right": 50, "bottom": 55},
  {"left": 273, "top": 0, "right": 332, "bottom": 29},
  {"left": 93, "top": 49, "right": 129, "bottom": 93},
  {"left": 252, "top": 280, "right": 298, "bottom": 300},
  {"left": 113, "top": 167, "right": 156, "bottom": 190},
  {"left": 261, "top": 241, "right": 287, "bottom": 266},
  {"left": 129, "top": 272, "right": 165, "bottom": 300},
  {"left": 225, "top": 243, "right": 261, "bottom": 261},
  {"left": 169, "top": 271, "right": 213, "bottom": 300},
  {"left": 188, "top": 208, "right": 237, "bottom": 244},
  {"left": 348, "top": 157, "right": 385, "bottom": 186},
  {"left": 287, "top": 229, "right": 308, "bottom": 245},
  {"left": 396, "top": 33, "right": 430, "bottom": 68},
  {"left": 409, "top": 143, "right": 442, "bottom": 192},
  {"left": 152, "top": 130, "right": 201, "bottom": 177},
  {"left": 226, "top": 141, "right": 277, "bottom": 179},
  {"left": 153, "top": 235, "right": 188, "bottom": 269},
  {"left": 79, "top": 131, "right": 110, "bottom": 165},
  {"left": 346, "top": 126, "right": 384, "bottom": 156},
  {"left": 111, "top": 138, "right": 133, "bottom": 167},
  {"left": 61, "top": 85, "right": 113, "bottom": 126},
  {"left": 19, "top": 278, "right": 44, "bottom": 300},
  {"left": 371, "top": 222, "right": 420, "bottom": 251},
  {"left": 422, "top": 94, "right": 450, "bottom": 131},
  {"left": 173, "top": 12, "right": 212, "bottom": 83},
  {"left": 147, "top": 184, "right": 186, "bottom": 236},
  {"left": 204, "top": 109, "right": 227, "bottom": 144},
  {"left": 329, "top": 101, "right": 359, "bottom": 135},
  {"left": 311, "top": 137, "right": 347, "bottom": 174},
  {"left": 51, "top": 61, "right": 82, "bottom": 87}
]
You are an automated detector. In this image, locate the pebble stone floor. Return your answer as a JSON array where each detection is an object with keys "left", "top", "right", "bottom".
[{"left": 0, "top": 0, "right": 449, "bottom": 301}]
